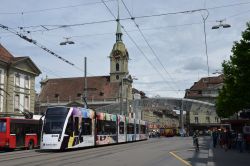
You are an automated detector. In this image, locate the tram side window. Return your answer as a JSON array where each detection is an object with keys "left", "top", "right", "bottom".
[
  {"left": 65, "top": 116, "right": 73, "bottom": 136},
  {"left": 136, "top": 124, "right": 139, "bottom": 134},
  {"left": 140, "top": 125, "right": 146, "bottom": 134},
  {"left": 82, "top": 118, "right": 92, "bottom": 135},
  {"left": 97, "top": 119, "right": 105, "bottom": 135},
  {"left": 127, "top": 123, "right": 134, "bottom": 134},
  {"left": 97, "top": 120, "right": 116, "bottom": 135},
  {"left": 119, "top": 122, "right": 124, "bottom": 134},
  {"left": 104, "top": 121, "right": 116, "bottom": 135},
  {"left": 74, "top": 117, "right": 79, "bottom": 135}
]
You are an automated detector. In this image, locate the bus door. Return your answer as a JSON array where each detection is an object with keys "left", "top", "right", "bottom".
[{"left": 11, "top": 121, "right": 25, "bottom": 147}]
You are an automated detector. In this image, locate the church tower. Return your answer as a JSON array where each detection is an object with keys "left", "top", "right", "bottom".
[{"left": 109, "top": 3, "right": 129, "bottom": 83}]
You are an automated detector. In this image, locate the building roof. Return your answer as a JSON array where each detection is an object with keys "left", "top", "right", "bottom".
[
  {"left": 0, "top": 44, "right": 41, "bottom": 75},
  {"left": 39, "top": 76, "right": 120, "bottom": 103},
  {"left": 185, "top": 74, "right": 224, "bottom": 98},
  {"left": 0, "top": 43, "right": 14, "bottom": 62}
]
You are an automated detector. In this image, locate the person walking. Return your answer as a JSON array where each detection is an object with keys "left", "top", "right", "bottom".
[
  {"left": 212, "top": 129, "right": 219, "bottom": 148},
  {"left": 193, "top": 130, "right": 199, "bottom": 152},
  {"left": 237, "top": 132, "right": 243, "bottom": 153}
]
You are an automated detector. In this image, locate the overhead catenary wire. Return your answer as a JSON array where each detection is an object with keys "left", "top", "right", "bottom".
[
  {"left": 0, "top": 23, "right": 85, "bottom": 73},
  {"left": 0, "top": 0, "right": 116, "bottom": 15},
  {"left": 121, "top": 0, "right": 182, "bottom": 96},
  {"left": 7, "top": 1, "right": 250, "bottom": 34},
  {"left": 101, "top": 0, "right": 178, "bottom": 95}
]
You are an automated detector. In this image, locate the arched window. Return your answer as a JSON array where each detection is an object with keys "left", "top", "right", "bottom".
[{"left": 116, "top": 63, "right": 119, "bottom": 71}]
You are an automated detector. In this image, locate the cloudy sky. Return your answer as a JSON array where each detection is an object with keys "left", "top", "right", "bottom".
[{"left": 0, "top": 0, "right": 249, "bottom": 98}]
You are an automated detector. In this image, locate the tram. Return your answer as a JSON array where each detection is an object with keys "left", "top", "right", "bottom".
[{"left": 40, "top": 107, "right": 148, "bottom": 150}]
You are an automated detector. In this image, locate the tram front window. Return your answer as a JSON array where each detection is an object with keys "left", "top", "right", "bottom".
[{"left": 43, "top": 107, "right": 69, "bottom": 134}]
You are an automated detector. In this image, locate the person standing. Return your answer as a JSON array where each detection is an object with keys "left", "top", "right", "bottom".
[
  {"left": 212, "top": 129, "right": 219, "bottom": 148},
  {"left": 237, "top": 132, "right": 243, "bottom": 153}
]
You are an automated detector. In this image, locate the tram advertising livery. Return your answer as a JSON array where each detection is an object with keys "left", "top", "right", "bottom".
[{"left": 41, "top": 107, "right": 148, "bottom": 150}]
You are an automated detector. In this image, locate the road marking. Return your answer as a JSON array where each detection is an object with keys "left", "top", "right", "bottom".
[{"left": 169, "top": 151, "right": 192, "bottom": 166}]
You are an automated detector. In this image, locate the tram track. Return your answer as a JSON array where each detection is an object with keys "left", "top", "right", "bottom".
[
  {"left": 0, "top": 140, "right": 151, "bottom": 165},
  {"left": 0, "top": 138, "right": 171, "bottom": 166}
]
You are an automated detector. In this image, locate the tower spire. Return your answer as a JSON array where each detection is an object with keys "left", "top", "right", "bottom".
[{"left": 116, "top": 0, "right": 122, "bottom": 41}]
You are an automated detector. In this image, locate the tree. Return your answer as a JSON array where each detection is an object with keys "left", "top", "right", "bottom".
[{"left": 216, "top": 22, "right": 250, "bottom": 118}]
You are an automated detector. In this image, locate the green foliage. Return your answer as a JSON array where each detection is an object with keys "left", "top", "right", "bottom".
[{"left": 216, "top": 22, "right": 250, "bottom": 118}]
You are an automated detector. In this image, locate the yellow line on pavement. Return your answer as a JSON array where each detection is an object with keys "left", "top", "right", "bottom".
[{"left": 169, "top": 151, "right": 192, "bottom": 166}]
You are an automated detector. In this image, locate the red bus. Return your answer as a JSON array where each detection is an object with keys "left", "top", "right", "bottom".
[{"left": 0, "top": 117, "right": 40, "bottom": 150}]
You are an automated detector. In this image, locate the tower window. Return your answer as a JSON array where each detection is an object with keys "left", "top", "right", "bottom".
[
  {"left": 116, "top": 75, "right": 119, "bottom": 80},
  {"left": 116, "top": 63, "right": 119, "bottom": 71}
]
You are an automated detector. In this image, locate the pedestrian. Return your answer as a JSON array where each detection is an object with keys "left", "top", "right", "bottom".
[
  {"left": 237, "top": 132, "right": 243, "bottom": 153},
  {"left": 212, "top": 129, "right": 218, "bottom": 148},
  {"left": 193, "top": 130, "right": 199, "bottom": 151}
]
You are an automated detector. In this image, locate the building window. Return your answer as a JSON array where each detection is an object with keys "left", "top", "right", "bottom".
[
  {"left": 15, "top": 73, "right": 20, "bottom": 86},
  {"left": 116, "top": 75, "right": 119, "bottom": 80},
  {"left": 24, "top": 96, "right": 29, "bottom": 110},
  {"left": 14, "top": 95, "right": 20, "bottom": 110},
  {"left": 193, "top": 111, "right": 198, "bottom": 115},
  {"left": 24, "top": 76, "right": 29, "bottom": 88},
  {"left": 116, "top": 63, "right": 119, "bottom": 71},
  {"left": 195, "top": 117, "right": 199, "bottom": 123},
  {"left": 206, "top": 117, "right": 210, "bottom": 123},
  {"left": 215, "top": 117, "right": 219, "bottom": 123}
]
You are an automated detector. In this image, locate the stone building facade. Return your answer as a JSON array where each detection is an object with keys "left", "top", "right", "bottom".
[{"left": 0, "top": 44, "right": 41, "bottom": 117}]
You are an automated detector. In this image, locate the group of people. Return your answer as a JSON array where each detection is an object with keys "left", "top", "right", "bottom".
[{"left": 212, "top": 128, "right": 248, "bottom": 152}]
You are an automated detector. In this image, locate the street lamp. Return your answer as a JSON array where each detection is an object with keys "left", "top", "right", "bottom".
[
  {"left": 59, "top": 37, "right": 75, "bottom": 45},
  {"left": 212, "top": 20, "right": 231, "bottom": 29}
]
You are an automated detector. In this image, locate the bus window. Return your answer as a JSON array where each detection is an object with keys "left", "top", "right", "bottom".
[
  {"left": 0, "top": 120, "right": 6, "bottom": 132},
  {"left": 119, "top": 122, "right": 124, "bottom": 134},
  {"left": 82, "top": 118, "right": 92, "bottom": 135}
]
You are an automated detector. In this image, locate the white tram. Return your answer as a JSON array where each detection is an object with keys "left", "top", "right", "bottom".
[{"left": 40, "top": 107, "right": 148, "bottom": 150}]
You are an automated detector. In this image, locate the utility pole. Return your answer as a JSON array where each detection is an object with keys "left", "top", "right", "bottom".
[
  {"left": 180, "top": 99, "right": 184, "bottom": 135},
  {"left": 120, "top": 78, "right": 123, "bottom": 115},
  {"left": 83, "top": 57, "right": 88, "bottom": 108}
]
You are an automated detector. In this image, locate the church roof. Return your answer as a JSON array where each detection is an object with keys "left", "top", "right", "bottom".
[{"left": 39, "top": 76, "right": 120, "bottom": 103}]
